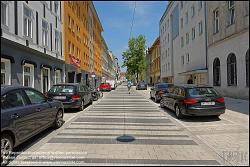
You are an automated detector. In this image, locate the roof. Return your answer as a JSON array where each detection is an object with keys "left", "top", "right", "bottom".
[
  {"left": 160, "top": 1, "right": 173, "bottom": 24},
  {"left": 1, "top": 85, "right": 36, "bottom": 95},
  {"left": 52, "top": 83, "right": 81, "bottom": 86},
  {"left": 173, "top": 84, "right": 212, "bottom": 88}
]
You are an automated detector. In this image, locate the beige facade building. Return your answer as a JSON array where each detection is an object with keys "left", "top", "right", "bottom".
[
  {"left": 207, "top": 1, "right": 249, "bottom": 99},
  {"left": 149, "top": 37, "right": 161, "bottom": 85}
]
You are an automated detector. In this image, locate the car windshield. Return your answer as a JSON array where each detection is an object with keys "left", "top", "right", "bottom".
[
  {"left": 187, "top": 87, "right": 219, "bottom": 97},
  {"left": 49, "top": 85, "right": 75, "bottom": 93}
]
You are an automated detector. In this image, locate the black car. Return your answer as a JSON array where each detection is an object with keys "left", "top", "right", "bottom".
[
  {"left": 160, "top": 85, "right": 226, "bottom": 119},
  {"left": 150, "top": 83, "right": 174, "bottom": 103},
  {"left": 1, "top": 85, "right": 64, "bottom": 166},
  {"left": 136, "top": 81, "right": 147, "bottom": 90},
  {"left": 47, "top": 83, "right": 93, "bottom": 111}
]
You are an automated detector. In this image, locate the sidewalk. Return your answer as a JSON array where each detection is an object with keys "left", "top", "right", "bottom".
[{"left": 224, "top": 97, "right": 249, "bottom": 115}]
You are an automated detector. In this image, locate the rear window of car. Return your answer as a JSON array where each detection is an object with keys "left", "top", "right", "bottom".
[
  {"left": 158, "top": 84, "right": 172, "bottom": 89},
  {"left": 187, "top": 87, "right": 219, "bottom": 97},
  {"left": 49, "top": 85, "right": 75, "bottom": 93}
]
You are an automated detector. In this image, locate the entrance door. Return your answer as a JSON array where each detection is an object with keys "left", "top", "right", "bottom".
[
  {"left": 42, "top": 68, "right": 50, "bottom": 93},
  {"left": 76, "top": 73, "right": 81, "bottom": 83},
  {"left": 68, "top": 72, "right": 75, "bottom": 83}
]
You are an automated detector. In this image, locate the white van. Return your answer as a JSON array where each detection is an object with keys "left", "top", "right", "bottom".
[{"left": 106, "top": 80, "right": 116, "bottom": 90}]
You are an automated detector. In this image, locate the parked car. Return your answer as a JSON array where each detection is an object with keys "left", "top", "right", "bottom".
[
  {"left": 160, "top": 85, "right": 226, "bottom": 119},
  {"left": 46, "top": 83, "right": 93, "bottom": 111},
  {"left": 1, "top": 85, "right": 64, "bottom": 166},
  {"left": 150, "top": 83, "right": 174, "bottom": 103},
  {"left": 99, "top": 83, "right": 111, "bottom": 92},
  {"left": 106, "top": 80, "right": 116, "bottom": 90},
  {"left": 136, "top": 81, "right": 147, "bottom": 90}
]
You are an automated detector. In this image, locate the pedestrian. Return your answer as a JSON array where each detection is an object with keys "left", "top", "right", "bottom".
[{"left": 127, "top": 80, "right": 132, "bottom": 94}]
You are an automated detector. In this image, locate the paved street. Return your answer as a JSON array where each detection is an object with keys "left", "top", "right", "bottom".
[{"left": 7, "top": 83, "right": 249, "bottom": 166}]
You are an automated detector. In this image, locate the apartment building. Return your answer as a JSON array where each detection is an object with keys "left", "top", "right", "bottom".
[
  {"left": 101, "top": 35, "right": 109, "bottom": 83},
  {"left": 63, "top": 1, "right": 90, "bottom": 85},
  {"left": 160, "top": 1, "right": 208, "bottom": 85},
  {"left": 1, "top": 1, "right": 64, "bottom": 93},
  {"left": 89, "top": 2, "right": 103, "bottom": 87},
  {"left": 207, "top": 1, "right": 249, "bottom": 99},
  {"left": 149, "top": 37, "right": 160, "bottom": 85}
]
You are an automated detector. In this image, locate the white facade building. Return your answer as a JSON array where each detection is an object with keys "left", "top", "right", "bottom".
[
  {"left": 207, "top": 1, "right": 249, "bottom": 99},
  {"left": 1, "top": 1, "right": 64, "bottom": 92},
  {"left": 160, "top": 1, "right": 208, "bottom": 85}
]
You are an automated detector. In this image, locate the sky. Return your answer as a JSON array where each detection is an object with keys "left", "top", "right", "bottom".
[{"left": 93, "top": 1, "right": 168, "bottom": 72}]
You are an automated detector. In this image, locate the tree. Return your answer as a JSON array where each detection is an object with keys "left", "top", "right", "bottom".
[{"left": 122, "top": 35, "right": 146, "bottom": 83}]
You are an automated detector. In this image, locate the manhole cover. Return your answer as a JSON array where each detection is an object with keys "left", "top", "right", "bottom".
[{"left": 116, "top": 135, "right": 135, "bottom": 142}]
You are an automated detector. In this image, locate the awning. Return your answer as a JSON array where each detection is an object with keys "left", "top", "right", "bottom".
[
  {"left": 21, "top": 59, "right": 37, "bottom": 68},
  {"left": 40, "top": 64, "right": 52, "bottom": 70},
  {"left": 54, "top": 67, "right": 63, "bottom": 71},
  {"left": 178, "top": 68, "right": 208, "bottom": 75},
  {"left": 1, "top": 54, "right": 15, "bottom": 63}
]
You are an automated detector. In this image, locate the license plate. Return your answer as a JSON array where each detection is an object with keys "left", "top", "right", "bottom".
[
  {"left": 53, "top": 96, "right": 66, "bottom": 100},
  {"left": 201, "top": 102, "right": 215, "bottom": 106}
]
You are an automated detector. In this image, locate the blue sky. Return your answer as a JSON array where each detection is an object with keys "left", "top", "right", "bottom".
[{"left": 93, "top": 1, "right": 168, "bottom": 72}]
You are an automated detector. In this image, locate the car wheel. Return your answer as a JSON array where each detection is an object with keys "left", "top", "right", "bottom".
[
  {"left": 53, "top": 109, "right": 64, "bottom": 129},
  {"left": 89, "top": 99, "right": 93, "bottom": 105},
  {"left": 160, "top": 99, "right": 165, "bottom": 108},
  {"left": 1, "top": 134, "right": 13, "bottom": 166},
  {"left": 175, "top": 105, "right": 184, "bottom": 119}
]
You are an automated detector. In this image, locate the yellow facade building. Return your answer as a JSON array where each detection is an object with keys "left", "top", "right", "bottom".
[
  {"left": 149, "top": 37, "right": 160, "bottom": 85},
  {"left": 62, "top": 1, "right": 103, "bottom": 86}
]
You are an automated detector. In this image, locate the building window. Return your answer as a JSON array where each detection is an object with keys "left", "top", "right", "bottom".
[
  {"left": 186, "top": 32, "right": 189, "bottom": 44},
  {"left": 68, "top": 15, "right": 71, "bottom": 29},
  {"left": 42, "top": 20, "right": 49, "bottom": 47},
  {"left": 227, "top": 53, "right": 237, "bottom": 86},
  {"left": 192, "top": 27, "right": 195, "bottom": 40},
  {"left": 180, "top": 18, "right": 183, "bottom": 29},
  {"left": 23, "top": 5, "right": 33, "bottom": 38},
  {"left": 167, "top": 19, "right": 169, "bottom": 28},
  {"left": 213, "top": 9, "right": 219, "bottom": 34},
  {"left": 168, "top": 62, "right": 170, "bottom": 70},
  {"left": 180, "top": 1, "right": 183, "bottom": 9},
  {"left": 198, "top": 1, "right": 202, "bottom": 10},
  {"left": 199, "top": 21, "right": 203, "bottom": 35},
  {"left": 185, "top": 12, "right": 188, "bottom": 24},
  {"left": 23, "top": 63, "right": 34, "bottom": 88},
  {"left": 228, "top": 1, "right": 235, "bottom": 25},
  {"left": 186, "top": 53, "right": 189, "bottom": 64},
  {"left": 246, "top": 50, "right": 249, "bottom": 87},
  {"left": 55, "top": 70, "right": 61, "bottom": 84},
  {"left": 213, "top": 58, "right": 221, "bottom": 86},
  {"left": 1, "top": 1, "right": 8, "bottom": 26},
  {"left": 181, "top": 36, "right": 184, "bottom": 48},
  {"left": 1, "top": 59, "right": 11, "bottom": 85},
  {"left": 54, "top": 1, "right": 59, "bottom": 16},
  {"left": 181, "top": 55, "right": 184, "bottom": 65},
  {"left": 245, "top": 1, "right": 249, "bottom": 16},
  {"left": 55, "top": 30, "right": 60, "bottom": 52},
  {"left": 191, "top": 5, "right": 195, "bottom": 17}
]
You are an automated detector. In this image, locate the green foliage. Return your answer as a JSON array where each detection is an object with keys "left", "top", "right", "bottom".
[{"left": 122, "top": 35, "right": 146, "bottom": 82}]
